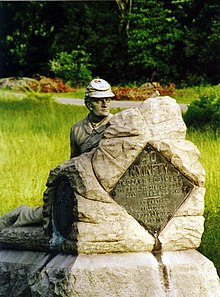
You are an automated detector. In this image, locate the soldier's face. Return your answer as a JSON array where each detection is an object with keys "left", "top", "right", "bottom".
[{"left": 89, "top": 98, "right": 111, "bottom": 117}]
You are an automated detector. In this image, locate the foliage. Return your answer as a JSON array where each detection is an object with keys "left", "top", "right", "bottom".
[
  {"left": 183, "top": 94, "right": 220, "bottom": 131},
  {"left": 199, "top": 209, "right": 220, "bottom": 276},
  {"left": 173, "top": 84, "right": 220, "bottom": 105},
  {"left": 50, "top": 50, "right": 93, "bottom": 86},
  {"left": 24, "top": 87, "right": 54, "bottom": 104},
  {"left": 174, "top": 0, "right": 220, "bottom": 85},
  {"left": 127, "top": 1, "right": 182, "bottom": 83},
  {"left": 112, "top": 87, "right": 153, "bottom": 101},
  {"left": 35, "top": 76, "right": 76, "bottom": 93},
  {"left": 48, "top": 1, "right": 126, "bottom": 84},
  {"left": 0, "top": 2, "right": 61, "bottom": 76},
  {"left": 0, "top": 1, "right": 219, "bottom": 89},
  {"left": 112, "top": 83, "right": 175, "bottom": 101}
]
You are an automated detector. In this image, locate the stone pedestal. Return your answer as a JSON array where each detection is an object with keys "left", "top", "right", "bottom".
[{"left": 0, "top": 249, "right": 219, "bottom": 297}]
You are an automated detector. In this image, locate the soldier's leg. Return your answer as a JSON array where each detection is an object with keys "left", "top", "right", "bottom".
[
  {"left": 13, "top": 206, "right": 43, "bottom": 227},
  {"left": 0, "top": 205, "right": 30, "bottom": 231},
  {"left": 0, "top": 205, "right": 43, "bottom": 231}
]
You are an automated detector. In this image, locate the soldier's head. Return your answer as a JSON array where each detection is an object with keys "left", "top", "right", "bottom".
[{"left": 84, "top": 78, "right": 115, "bottom": 118}]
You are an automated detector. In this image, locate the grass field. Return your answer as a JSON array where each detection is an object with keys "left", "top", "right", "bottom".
[
  {"left": 173, "top": 83, "right": 220, "bottom": 105},
  {"left": 0, "top": 94, "right": 88, "bottom": 211},
  {"left": 186, "top": 128, "right": 220, "bottom": 275},
  {"left": 0, "top": 92, "right": 219, "bottom": 275}
]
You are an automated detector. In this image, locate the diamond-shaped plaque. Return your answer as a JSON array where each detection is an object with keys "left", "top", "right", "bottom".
[{"left": 110, "top": 143, "right": 194, "bottom": 237}]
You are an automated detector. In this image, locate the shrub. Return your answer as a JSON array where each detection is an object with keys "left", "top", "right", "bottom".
[
  {"left": 183, "top": 94, "right": 220, "bottom": 132},
  {"left": 112, "top": 83, "right": 175, "bottom": 101},
  {"left": 50, "top": 49, "right": 92, "bottom": 86},
  {"left": 36, "top": 76, "right": 76, "bottom": 93},
  {"left": 24, "top": 83, "right": 54, "bottom": 104},
  {"left": 112, "top": 87, "right": 152, "bottom": 101}
]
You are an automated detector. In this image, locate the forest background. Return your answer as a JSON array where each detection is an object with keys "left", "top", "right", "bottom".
[{"left": 0, "top": 0, "right": 219, "bottom": 87}]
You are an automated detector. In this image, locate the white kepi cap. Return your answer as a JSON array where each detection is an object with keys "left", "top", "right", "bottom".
[{"left": 85, "top": 78, "right": 115, "bottom": 98}]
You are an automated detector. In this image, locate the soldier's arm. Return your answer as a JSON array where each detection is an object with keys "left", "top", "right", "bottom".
[{"left": 70, "top": 125, "right": 81, "bottom": 158}]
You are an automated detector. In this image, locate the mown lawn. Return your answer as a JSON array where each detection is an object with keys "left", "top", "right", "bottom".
[{"left": 0, "top": 93, "right": 219, "bottom": 276}]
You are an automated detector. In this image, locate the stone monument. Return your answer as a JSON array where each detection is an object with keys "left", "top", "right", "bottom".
[{"left": 0, "top": 95, "right": 219, "bottom": 296}]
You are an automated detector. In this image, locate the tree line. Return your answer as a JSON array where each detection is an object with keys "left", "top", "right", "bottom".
[{"left": 0, "top": 1, "right": 219, "bottom": 86}]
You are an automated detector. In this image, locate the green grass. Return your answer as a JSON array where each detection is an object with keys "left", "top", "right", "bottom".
[
  {"left": 0, "top": 92, "right": 219, "bottom": 275},
  {"left": 0, "top": 93, "right": 88, "bottom": 212},
  {"left": 173, "top": 84, "right": 220, "bottom": 105},
  {"left": 186, "top": 128, "right": 220, "bottom": 211},
  {"left": 186, "top": 128, "right": 220, "bottom": 275},
  {"left": 55, "top": 88, "right": 85, "bottom": 99}
]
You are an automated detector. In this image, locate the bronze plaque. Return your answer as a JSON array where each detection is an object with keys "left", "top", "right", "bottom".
[
  {"left": 110, "top": 144, "right": 194, "bottom": 236},
  {"left": 53, "top": 176, "right": 75, "bottom": 238}
]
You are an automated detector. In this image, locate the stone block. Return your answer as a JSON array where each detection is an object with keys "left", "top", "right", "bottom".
[
  {"left": 0, "top": 250, "right": 219, "bottom": 297},
  {"left": 159, "top": 216, "right": 205, "bottom": 250},
  {"left": 138, "top": 96, "right": 187, "bottom": 140},
  {"left": 77, "top": 194, "right": 155, "bottom": 254},
  {"left": 162, "top": 250, "right": 220, "bottom": 297}
]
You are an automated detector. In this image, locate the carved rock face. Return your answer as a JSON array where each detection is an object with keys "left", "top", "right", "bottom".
[{"left": 111, "top": 143, "right": 194, "bottom": 236}]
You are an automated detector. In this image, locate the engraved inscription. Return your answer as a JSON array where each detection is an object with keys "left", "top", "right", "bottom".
[{"left": 111, "top": 144, "right": 194, "bottom": 236}]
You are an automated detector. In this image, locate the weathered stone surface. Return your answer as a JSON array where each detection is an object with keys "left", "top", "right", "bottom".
[
  {"left": 150, "top": 139, "right": 205, "bottom": 186},
  {"left": 92, "top": 97, "right": 188, "bottom": 193},
  {"left": 0, "top": 250, "right": 219, "bottom": 297},
  {"left": 162, "top": 250, "right": 220, "bottom": 297},
  {"left": 159, "top": 216, "right": 205, "bottom": 250},
  {"left": 77, "top": 194, "right": 155, "bottom": 254},
  {"left": 0, "top": 250, "right": 50, "bottom": 297},
  {"left": 93, "top": 135, "right": 147, "bottom": 191},
  {"left": 104, "top": 107, "right": 148, "bottom": 138},
  {"left": 139, "top": 96, "right": 187, "bottom": 140},
  {"left": 174, "top": 186, "right": 205, "bottom": 216},
  {"left": 92, "top": 107, "right": 149, "bottom": 192},
  {"left": 69, "top": 253, "right": 165, "bottom": 297},
  {"left": 46, "top": 153, "right": 112, "bottom": 202},
  {"left": 0, "top": 77, "right": 38, "bottom": 91},
  {"left": 0, "top": 226, "right": 51, "bottom": 252},
  {"left": 68, "top": 153, "right": 113, "bottom": 202}
]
